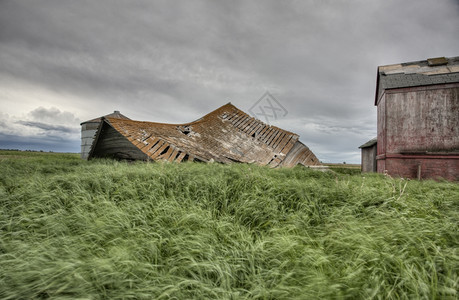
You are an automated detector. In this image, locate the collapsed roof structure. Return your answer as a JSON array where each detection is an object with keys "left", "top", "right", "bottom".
[{"left": 86, "top": 103, "right": 321, "bottom": 168}]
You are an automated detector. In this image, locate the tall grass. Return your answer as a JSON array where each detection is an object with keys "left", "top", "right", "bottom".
[{"left": 0, "top": 151, "right": 458, "bottom": 299}]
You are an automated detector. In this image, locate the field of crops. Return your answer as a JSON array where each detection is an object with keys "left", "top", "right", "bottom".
[{"left": 0, "top": 150, "right": 457, "bottom": 299}]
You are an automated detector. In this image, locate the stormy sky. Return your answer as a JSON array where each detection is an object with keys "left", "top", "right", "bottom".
[{"left": 1, "top": 0, "right": 458, "bottom": 162}]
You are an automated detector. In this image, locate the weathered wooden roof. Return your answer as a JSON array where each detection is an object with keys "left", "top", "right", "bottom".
[
  {"left": 80, "top": 111, "right": 130, "bottom": 125},
  {"left": 375, "top": 56, "right": 459, "bottom": 105},
  {"left": 88, "top": 103, "right": 321, "bottom": 167}
]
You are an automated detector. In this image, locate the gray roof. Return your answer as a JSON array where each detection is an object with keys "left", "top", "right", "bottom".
[
  {"left": 359, "top": 137, "right": 377, "bottom": 149},
  {"left": 80, "top": 111, "right": 130, "bottom": 125},
  {"left": 375, "top": 56, "right": 459, "bottom": 105}
]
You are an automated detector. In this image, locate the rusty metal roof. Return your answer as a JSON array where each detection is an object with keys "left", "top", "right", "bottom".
[
  {"left": 88, "top": 103, "right": 321, "bottom": 167},
  {"left": 375, "top": 56, "right": 459, "bottom": 105}
]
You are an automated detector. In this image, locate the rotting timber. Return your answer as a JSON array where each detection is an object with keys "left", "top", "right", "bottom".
[{"left": 88, "top": 103, "right": 321, "bottom": 168}]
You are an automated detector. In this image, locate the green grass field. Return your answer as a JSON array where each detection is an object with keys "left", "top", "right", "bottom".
[{"left": 0, "top": 150, "right": 457, "bottom": 299}]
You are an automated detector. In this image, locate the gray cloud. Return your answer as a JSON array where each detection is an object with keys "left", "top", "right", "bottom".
[
  {"left": 0, "top": 0, "right": 458, "bottom": 161},
  {"left": 17, "top": 121, "right": 78, "bottom": 134},
  {"left": 27, "top": 107, "right": 80, "bottom": 125}
]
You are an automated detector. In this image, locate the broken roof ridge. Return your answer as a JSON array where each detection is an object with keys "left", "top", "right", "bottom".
[
  {"left": 100, "top": 102, "right": 296, "bottom": 137},
  {"left": 80, "top": 110, "right": 130, "bottom": 125},
  {"left": 103, "top": 102, "right": 239, "bottom": 127}
]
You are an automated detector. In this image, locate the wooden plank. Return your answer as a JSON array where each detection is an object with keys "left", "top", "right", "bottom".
[
  {"left": 240, "top": 119, "right": 255, "bottom": 132},
  {"left": 252, "top": 120, "right": 264, "bottom": 133},
  {"left": 273, "top": 134, "right": 292, "bottom": 153},
  {"left": 262, "top": 128, "right": 277, "bottom": 143},
  {"left": 247, "top": 123, "right": 262, "bottom": 136},
  {"left": 140, "top": 137, "right": 160, "bottom": 153},
  {"left": 243, "top": 117, "right": 257, "bottom": 129},
  {"left": 234, "top": 115, "right": 249, "bottom": 127},
  {"left": 167, "top": 147, "right": 179, "bottom": 162},
  {"left": 175, "top": 151, "right": 187, "bottom": 163},
  {"left": 95, "top": 136, "right": 127, "bottom": 143},
  {"left": 149, "top": 142, "right": 169, "bottom": 159},
  {"left": 270, "top": 132, "right": 284, "bottom": 149},
  {"left": 147, "top": 140, "right": 164, "bottom": 155},
  {"left": 238, "top": 117, "right": 253, "bottom": 129},
  {"left": 300, "top": 152, "right": 314, "bottom": 165},
  {"left": 227, "top": 112, "right": 240, "bottom": 121},
  {"left": 131, "top": 138, "right": 144, "bottom": 147},
  {"left": 270, "top": 132, "right": 285, "bottom": 148},
  {"left": 245, "top": 120, "right": 260, "bottom": 135},
  {"left": 268, "top": 156, "right": 282, "bottom": 167},
  {"left": 279, "top": 136, "right": 298, "bottom": 156},
  {"left": 244, "top": 122, "right": 258, "bottom": 136},
  {"left": 254, "top": 124, "right": 267, "bottom": 136},
  {"left": 138, "top": 136, "right": 156, "bottom": 150},
  {"left": 267, "top": 130, "right": 282, "bottom": 146},
  {"left": 231, "top": 113, "right": 246, "bottom": 124},
  {"left": 265, "top": 129, "right": 278, "bottom": 145},
  {"left": 157, "top": 145, "right": 174, "bottom": 160},
  {"left": 258, "top": 126, "right": 271, "bottom": 140}
]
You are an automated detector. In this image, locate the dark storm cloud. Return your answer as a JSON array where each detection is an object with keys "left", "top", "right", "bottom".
[
  {"left": 0, "top": 0, "right": 458, "bottom": 161},
  {"left": 17, "top": 121, "right": 78, "bottom": 134},
  {"left": 0, "top": 132, "right": 80, "bottom": 153},
  {"left": 0, "top": 108, "right": 80, "bottom": 152}
]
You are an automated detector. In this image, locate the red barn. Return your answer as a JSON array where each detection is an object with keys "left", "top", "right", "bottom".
[{"left": 375, "top": 56, "right": 459, "bottom": 181}]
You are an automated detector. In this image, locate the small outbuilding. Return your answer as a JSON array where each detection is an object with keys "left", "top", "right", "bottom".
[
  {"left": 359, "top": 138, "right": 377, "bottom": 173},
  {"left": 374, "top": 56, "right": 459, "bottom": 180}
]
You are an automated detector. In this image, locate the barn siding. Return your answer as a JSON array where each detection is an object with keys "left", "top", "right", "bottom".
[
  {"left": 385, "top": 86, "right": 458, "bottom": 153},
  {"left": 376, "top": 83, "right": 459, "bottom": 180}
]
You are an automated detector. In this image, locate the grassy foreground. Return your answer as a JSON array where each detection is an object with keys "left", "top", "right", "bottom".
[{"left": 0, "top": 151, "right": 458, "bottom": 299}]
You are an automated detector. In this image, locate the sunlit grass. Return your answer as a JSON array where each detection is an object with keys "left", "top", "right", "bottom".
[{"left": 0, "top": 151, "right": 458, "bottom": 299}]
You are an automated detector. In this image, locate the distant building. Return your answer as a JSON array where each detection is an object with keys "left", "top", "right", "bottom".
[
  {"left": 80, "top": 111, "right": 130, "bottom": 159},
  {"left": 82, "top": 103, "right": 321, "bottom": 168},
  {"left": 359, "top": 138, "right": 377, "bottom": 173},
  {"left": 374, "top": 56, "right": 459, "bottom": 180}
]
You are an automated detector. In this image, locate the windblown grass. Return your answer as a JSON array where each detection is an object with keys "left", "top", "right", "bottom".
[{"left": 0, "top": 151, "right": 457, "bottom": 299}]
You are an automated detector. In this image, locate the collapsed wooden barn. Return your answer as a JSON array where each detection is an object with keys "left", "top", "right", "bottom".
[{"left": 82, "top": 103, "right": 321, "bottom": 168}]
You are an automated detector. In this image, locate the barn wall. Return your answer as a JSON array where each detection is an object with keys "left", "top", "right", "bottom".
[
  {"left": 361, "top": 144, "right": 377, "bottom": 173},
  {"left": 90, "top": 122, "right": 148, "bottom": 161},
  {"left": 376, "top": 83, "right": 459, "bottom": 180},
  {"left": 384, "top": 156, "right": 459, "bottom": 181},
  {"left": 385, "top": 85, "right": 459, "bottom": 153}
]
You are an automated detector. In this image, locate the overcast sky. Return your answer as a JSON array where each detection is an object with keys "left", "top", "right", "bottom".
[{"left": 1, "top": 0, "right": 458, "bottom": 162}]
